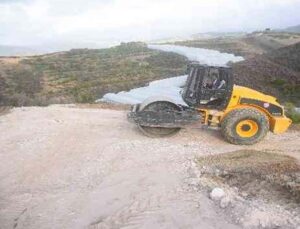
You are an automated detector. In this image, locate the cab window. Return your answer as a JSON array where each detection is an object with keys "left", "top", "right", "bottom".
[
  {"left": 199, "top": 68, "right": 228, "bottom": 106},
  {"left": 202, "top": 68, "right": 226, "bottom": 90}
]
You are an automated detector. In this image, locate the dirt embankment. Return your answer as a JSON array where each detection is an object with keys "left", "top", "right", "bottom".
[
  {"left": 197, "top": 150, "right": 300, "bottom": 227},
  {"left": 232, "top": 55, "right": 300, "bottom": 102},
  {"left": 231, "top": 42, "right": 300, "bottom": 104}
]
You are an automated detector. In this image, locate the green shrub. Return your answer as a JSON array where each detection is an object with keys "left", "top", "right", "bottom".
[
  {"left": 285, "top": 103, "right": 300, "bottom": 123},
  {"left": 271, "top": 79, "right": 286, "bottom": 86}
]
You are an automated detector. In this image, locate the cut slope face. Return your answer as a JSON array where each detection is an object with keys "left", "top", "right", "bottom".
[
  {"left": 197, "top": 150, "right": 300, "bottom": 228},
  {"left": 232, "top": 42, "right": 300, "bottom": 104},
  {"left": 266, "top": 42, "right": 300, "bottom": 72},
  {"left": 198, "top": 150, "right": 300, "bottom": 206}
]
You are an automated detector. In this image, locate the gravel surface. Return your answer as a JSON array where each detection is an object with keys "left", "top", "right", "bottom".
[{"left": 0, "top": 105, "right": 299, "bottom": 229}]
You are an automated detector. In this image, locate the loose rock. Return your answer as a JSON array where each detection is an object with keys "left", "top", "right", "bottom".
[{"left": 210, "top": 188, "right": 225, "bottom": 201}]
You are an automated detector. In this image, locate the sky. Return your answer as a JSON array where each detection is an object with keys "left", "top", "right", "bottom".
[{"left": 0, "top": 0, "right": 300, "bottom": 49}]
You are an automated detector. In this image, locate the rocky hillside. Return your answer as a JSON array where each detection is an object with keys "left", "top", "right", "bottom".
[
  {"left": 232, "top": 42, "right": 300, "bottom": 105},
  {"left": 0, "top": 42, "right": 188, "bottom": 106},
  {"left": 266, "top": 42, "right": 300, "bottom": 72}
]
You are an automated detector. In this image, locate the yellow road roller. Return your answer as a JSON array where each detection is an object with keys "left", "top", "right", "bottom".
[{"left": 128, "top": 63, "right": 292, "bottom": 145}]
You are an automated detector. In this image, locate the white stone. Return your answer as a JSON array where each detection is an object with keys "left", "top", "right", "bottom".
[{"left": 210, "top": 188, "right": 225, "bottom": 201}]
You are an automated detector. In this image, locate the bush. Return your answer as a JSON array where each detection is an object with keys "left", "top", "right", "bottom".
[
  {"left": 285, "top": 103, "right": 300, "bottom": 123},
  {"left": 8, "top": 65, "right": 42, "bottom": 96},
  {"left": 271, "top": 79, "right": 286, "bottom": 86}
]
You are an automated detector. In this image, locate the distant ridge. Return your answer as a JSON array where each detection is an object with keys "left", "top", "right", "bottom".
[
  {"left": 282, "top": 24, "right": 300, "bottom": 33},
  {"left": 0, "top": 45, "right": 43, "bottom": 56}
]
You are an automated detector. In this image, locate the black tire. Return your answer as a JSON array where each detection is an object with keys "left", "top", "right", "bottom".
[
  {"left": 138, "top": 101, "right": 181, "bottom": 138},
  {"left": 221, "top": 108, "right": 269, "bottom": 145}
]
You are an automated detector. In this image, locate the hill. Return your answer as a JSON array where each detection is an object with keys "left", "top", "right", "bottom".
[
  {"left": 267, "top": 42, "right": 300, "bottom": 72},
  {"left": 0, "top": 42, "right": 188, "bottom": 106},
  {"left": 283, "top": 24, "right": 300, "bottom": 33},
  {"left": 232, "top": 42, "right": 300, "bottom": 105},
  {"left": 170, "top": 31, "right": 300, "bottom": 58},
  {"left": 1, "top": 38, "right": 299, "bottom": 107}
]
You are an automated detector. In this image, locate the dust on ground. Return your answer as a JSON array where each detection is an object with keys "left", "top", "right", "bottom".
[{"left": 0, "top": 105, "right": 299, "bottom": 229}]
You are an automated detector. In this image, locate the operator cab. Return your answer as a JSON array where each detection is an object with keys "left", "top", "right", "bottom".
[{"left": 182, "top": 63, "right": 233, "bottom": 109}]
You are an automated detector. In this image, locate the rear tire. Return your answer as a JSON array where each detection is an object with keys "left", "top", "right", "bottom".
[
  {"left": 138, "top": 101, "right": 181, "bottom": 138},
  {"left": 221, "top": 108, "right": 269, "bottom": 145}
]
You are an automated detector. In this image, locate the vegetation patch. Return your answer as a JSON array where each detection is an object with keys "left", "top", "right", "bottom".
[
  {"left": 270, "top": 80, "right": 300, "bottom": 105},
  {"left": 0, "top": 42, "right": 188, "bottom": 106},
  {"left": 285, "top": 103, "right": 300, "bottom": 124},
  {"left": 197, "top": 150, "right": 300, "bottom": 208}
]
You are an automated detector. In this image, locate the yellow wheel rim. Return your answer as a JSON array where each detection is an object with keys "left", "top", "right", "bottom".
[{"left": 236, "top": 120, "right": 259, "bottom": 138}]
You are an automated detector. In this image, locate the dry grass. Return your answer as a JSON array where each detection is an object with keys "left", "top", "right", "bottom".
[{"left": 0, "top": 57, "right": 23, "bottom": 65}]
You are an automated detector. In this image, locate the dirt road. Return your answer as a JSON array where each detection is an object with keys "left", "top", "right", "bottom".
[{"left": 0, "top": 105, "right": 299, "bottom": 229}]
